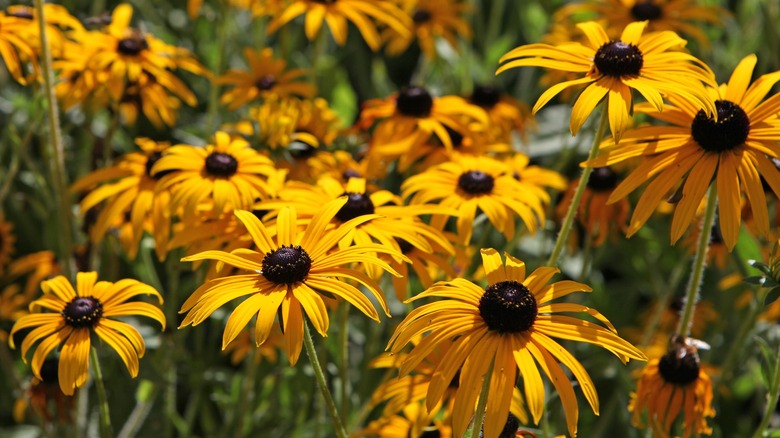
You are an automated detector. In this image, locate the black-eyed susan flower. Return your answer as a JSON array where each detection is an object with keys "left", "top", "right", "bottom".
[
  {"left": 267, "top": 0, "right": 411, "bottom": 51},
  {"left": 12, "top": 358, "right": 75, "bottom": 424},
  {"left": 585, "top": 54, "right": 780, "bottom": 249},
  {"left": 178, "top": 198, "right": 404, "bottom": 366},
  {"left": 383, "top": 0, "right": 471, "bottom": 59},
  {"left": 0, "top": 9, "right": 38, "bottom": 84},
  {"left": 54, "top": 3, "right": 207, "bottom": 127},
  {"left": 402, "top": 154, "right": 548, "bottom": 244},
  {"left": 217, "top": 48, "right": 317, "bottom": 110},
  {"left": 354, "top": 402, "right": 453, "bottom": 438},
  {"left": 497, "top": 21, "right": 716, "bottom": 141},
  {"left": 259, "top": 176, "right": 453, "bottom": 281},
  {"left": 223, "top": 327, "right": 285, "bottom": 366},
  {"left": 5, "top": 251, "right": 60, "bottom": 297},
  {"left": 468, "top": 84, "right": 533, "bottom": 144},
  {"left": 556, "top": 166, "right": 628, "bottom": 247},
  {"left": 153, "top": 132, "right": 277, "bottom": 219},
  {"left": 9, "top": 272, "right": 165, "bottom": 395},
  {"left": 71, "top": 138, "right": 172, "bottom": 260},
  {"left": 630, "top": 341, "right": 715, "bottom": 437},
  {"left": 555, "top": 0, "right": 724, "bottom": 47},
  {"left": 387, "top": 249, "right": 645, "bottom": 438},
  {"left": 360, "top": 86, "right": 488, "bottom": 164}
]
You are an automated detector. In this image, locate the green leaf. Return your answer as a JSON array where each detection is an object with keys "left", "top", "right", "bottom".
[
  {"left": 765, "top": 287, "right": 780, "bottom": 307},
  {"left": 750, "top": 261, "right": 772, "bottom": 275},
  {"left": 745, "top": 276, "right": 768, "bottom": 286}
]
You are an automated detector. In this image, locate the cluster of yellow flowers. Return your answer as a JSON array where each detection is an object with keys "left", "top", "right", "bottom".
[{"left": 4, "top": 0, "right": 780, "bottom": 437}]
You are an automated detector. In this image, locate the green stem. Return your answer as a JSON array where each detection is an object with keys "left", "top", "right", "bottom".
[
  {"left": 90, "top": 347, "right": 113, "bottom": 438},
  {"left": 205, "top": 1, "right": 229, "bottom": 134},
  {"left": 752, "top": 341, "right": 780, "bottom": 438},
  {"left": 303, "top": 318, "right": 348, "bottom": 438},
  {"left": 676, "top": 183, "right": 717, "bottom": 336},
  {"left": 35, "top": 0, "right": 74, "bottom": 280},
  {"left": 465, "top": 359, "right": 495, "bottom": 438},
  {"left": 117, "top": 381, "right": 160, "bottom": 438},
  {"left": 338, "top": 303, "right": 350, "bottom": 424},
  {"left": 547, "top": 104, "right": 609, "bottom": 267},
  {"left": 484, "top": 0, "right": 507, "bottom": 52},
  {"left": 233, "top": 347, "right": 258, "bottom": 438}
]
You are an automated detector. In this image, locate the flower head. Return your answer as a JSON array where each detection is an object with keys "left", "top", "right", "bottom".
[
  {"left": 498, "top": 21, "right": 716, "bottom": 141},
  {"left": 179, "top": 198, "right": 405, "bottom": 365},
  {"left": 585, "top": 54, "right": 780, "bottom": 249},
  {"left": 387, "top": 249, "right": 645, "bottom": 438},
  {"left": 9, "top": 272, "right": 165, "bottom": 395},
  {"left": 630, "top": 340, "right": 715, "bottom": 437}
]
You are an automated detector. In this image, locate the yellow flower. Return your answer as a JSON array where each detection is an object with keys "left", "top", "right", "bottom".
[
  {"left": 387, "top": 249, "right": 645, "bottom": 438},
  {"left": 0, "top": 9, "right": 38, "bottom": 84},
  {"left": 217, "top": 48, "right": 317, "bottom": 110},
  {"left": 354, "top": 402, "right": 453, "bottom": 438},
  {"left": 178, "top": 198, "right": 404, "bottom": 365},
  {"left": 70, "top": 138, "right": 172, "bottom": 260},
  {"left": 383, "top": 0, "right": 472, "bottom": 59},
  {"left": 555, "top": 166, "right": 629, "bottom": 247},
  {"left": 468, "top": 84, "right": 533, "bottom": 144},
  {"left": 585, "top": 54, "right": 780, "bottom": 249},
  {"left": 9, "top": 272, "right": 165, "bottom": 395},
  {"left": 402, "top": 154, "right": 548, "bottom": 244},
  {"left": 268, "top": 0, "right": 411, "bottom": 51},
  {"left": 54, "top": 4, "right": 207, "bottom": 127},
  {"left": 153, "top": 132, "right": 278, "bottom": 219},
  {"left": 555, "top": 0, "right": 725, "bottom": 47},
  {"left": 497, "top": 21, "right": 716, "bottom": 141},
  {"left": 630, "top": 341, "right": 715, "bottom": 438},
  {"left": 360, "top": 86, "right": 488, "bottom": 165}
]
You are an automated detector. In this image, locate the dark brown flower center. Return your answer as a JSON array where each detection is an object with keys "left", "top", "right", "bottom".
[
  {"left": 335, "top": 192, "right": 375, "bottom": 222},
  {"left": 255, "top": 74, "right": 277, "bottom": 91},
  {"left": 396, "top": 86, "right": 433, "bottom": 118},
  {"left": 412, "top": 9, "right": 432, "bottom": 23},
  {"left": 658, "top": 346, "right": 700, "bottom": 385},
  {"left": 117, "top": 35, "right": 149, "bottom": 56},
  {"left": 587, "top": 167, "right": 619, "bottom": 192},
  {"left": 594, "top": 41, "right": 643, "bottom": 78},
  {"left": 470, "top": 84, "right": 502, "bottom": 109},
  {"left": 691, "top": 100, "right": 750, "bottom": 153},
  {"left": 205, "top": 152, "right": 239, "bottom": 177},
  {"left": 342, "top": 169, "right": 362, "bottom": 181},
  {"left": 478, "top": 280, "right": 537, "bottom": 333},
  {"left": 480, "top": 413, "right": 520, "bottom": 438},
  {"left": 458, "top": 171, "right": 494, "bottom": 195},
  {"left": 630, "top": 1, "right": 663, "bottom": 21},
  {"left": 262, "top": 245, "right": 312, "bottom": 285},
  {"left": 62, "top": 296, "right": 103, "bottom": 328},
  {"left": 146, "top": 151, "right": 173, "bottom": 180}
]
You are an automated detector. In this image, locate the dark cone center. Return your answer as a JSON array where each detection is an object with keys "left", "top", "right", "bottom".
[
  {"left": 631, "top": 1, "right": 663, "bottom": 21},
  {"left": 117, "top": 36, "right": 149, "bottom": 56},
  {"left": 412, "top": 9, "right": 432, "bottom": 23},
  {"left": 480, "top": 413, "right": 521, "bottom": 438},
  {"left": 205, "top": 152, "right": 239, "bottom": 177},
  {"left": 471, "top": 84, "right": 502, "bottom": 109},
  {"left": 396, "top": 86, "right": 434, "bottom": 118},
  {"left": 658, "top": 346, "right": 700, "bottom": 385},
  {"left": 146, "top": 151, "right": 173, "bottom": 180},
  {"left": 458, "top": 171, "right": 495, "bottom": 195},
  {"left": 342, "top": 169, "right": 362, "bottom": 181},
  {"left": 256, "top": 74, "right": 277, "bottom": 91},
  {"left": 262, "top": 245, "right": 312, "bottom": 285},
  {"left": 62, "top": 296, "right": 103, "bottom": 328},
  {"left": 594, "top": 41, "right": 644, "bottom": 78},
  {"left": 478, "top": 280, "right": 537, "bottom": 333},
  {"left": 587, "top": 167, "right": 619, "bottom": 192},
  {"left": 691, "top": 100, "right": 750, "bottom": 153},
  {"left": 335, "top": 192, "right": 375, "bottom": 222}
]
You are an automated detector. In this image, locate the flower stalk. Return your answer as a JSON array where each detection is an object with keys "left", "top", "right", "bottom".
[
  {"left": 465, "top": 359, "right": 495, "bottom": 438},
  {"left": 34, "top": 0, "right": 75, "bottom": 280},
  {"left": 547, "top": 104, "right": 609, "bottom": 267},
  {"left": 90, "top": 347, "right": 113, "bottom": 438},
  {"left": 303, "top": 318, "right": 348, "bottom": 438},
  {"left": 676, "top": 183, "right": 717, "bottom": 336}
]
